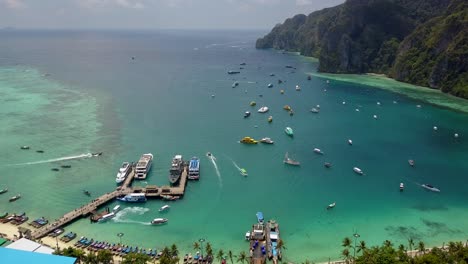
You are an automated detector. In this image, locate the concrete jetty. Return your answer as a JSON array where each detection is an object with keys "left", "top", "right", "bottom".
[{"left": 30, "top": 165, "right": 189, "bottom": 239}]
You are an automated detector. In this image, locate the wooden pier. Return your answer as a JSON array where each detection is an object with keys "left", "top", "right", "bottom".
[{"left": 30, "top": 165, "right": 189, "bottom": 239}]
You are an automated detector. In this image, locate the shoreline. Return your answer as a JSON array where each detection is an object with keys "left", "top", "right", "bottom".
[{"left": 309, "top": 72, "right": 468, "bottom": 114}]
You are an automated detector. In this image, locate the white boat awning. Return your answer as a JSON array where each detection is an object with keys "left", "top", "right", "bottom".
[{"left": 270, "top": 232, "right": 278, "bottom": 240}]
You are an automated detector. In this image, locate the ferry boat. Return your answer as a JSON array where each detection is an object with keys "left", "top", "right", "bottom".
[
  {"left": 159, "top": 205, "right": 170, "bottom": 212},
  {"left": 188, "top": 157, "right": 200, "bottom": 180},
  {"left": 240, "top": 137, "right": 258, "bottom": 144},
  {"left": 284, "top": 127, "right": 294, "bottom": 137},
  {"left": 151, "top": 218, "right": 168, "bottom": 225},
  {"left": 116, "top": 162, "right": 132, "bottom": 184},
  {"left": 98, "top": 212, "right": 115, "bottom": 223},
  {"left": 256, "top": 212, "right": 264, "bottom": 224},
  {"left": 9, "top": 194, "right": 21, "bottom": 202},
  {"left": 117, "top": 193, "right": 147, "bottom": 203},
  {"left": 283, "top": 152, "right": 300, "bottom": 166},
  {"left": 169, "top": 155, "right": 184, "bottom": 185},
  {"left": 260, "top": 137, "right": 274, "bottom": 144},
  {"left": 421, "top": 184, "right": 440, "bottom": 192},
  {"left": 135, "top": 153, "right": 153, "bottom": 180}
]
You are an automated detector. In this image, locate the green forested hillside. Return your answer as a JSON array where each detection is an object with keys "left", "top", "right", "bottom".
[{"left": 256, "top": 0, "right": 468, "bottom": 99}]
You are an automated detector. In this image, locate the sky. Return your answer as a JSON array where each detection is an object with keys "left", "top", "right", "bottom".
[{"left": 0, "top": 0, "right": 344, "bottom": 30}]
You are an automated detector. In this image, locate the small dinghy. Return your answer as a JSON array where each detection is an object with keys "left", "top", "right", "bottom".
[
  {"left": 327, "top": 202, "right": 336, "bottom": 210},
  {"left": 400, "top": 183, "right": 404, "bottom": 191},
  {"left": 353, "top": 167, "right": 364, "bottom": 175}
]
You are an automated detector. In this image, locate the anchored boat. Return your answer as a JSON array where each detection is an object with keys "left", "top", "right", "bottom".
[
  {"left": 353, "top": 167, "right": 363, "bottom": 175},
  {"left": 240, "top": 137, "right": 258, "bottom": 144},
  {"left": 116, "top": 162, "right": 132, "bottom": 184},
  {"left": 283, "top": 152, "right": 300, "bottom": 166},
  {"left": 260, "top": 137, "right": 274, "bottom": 144},
  {"left": 421, "top": 184, "right": 440, "bottom": 192},
  {"left": 9, "top": 194, "right": 21, "bottom": 202},
  {"left": 284, "top": 127, "right": 294, "bottom": 137}
]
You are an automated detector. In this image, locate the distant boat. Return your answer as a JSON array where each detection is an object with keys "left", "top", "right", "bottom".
[
  {"left": 324, "top": 162, "right": 332, "bottom": 168},
  {"left": 240, "top": 137, "right": 258, "bottom": 144},
  {"left": 260, "top": 137, "right": 274, "bottom": 144},
  {"left": 232, "top": 81, "right": 239, "bottom": 88},
  {"left": 408, "top": 159, "right": 415, "bottom": 167},
  {"left": 9, "top": 194, "right": 21, "bottom": 202},
  {"left": 307, "top": 75, "right": 312, "bottom": 80},
  {"left": 250, "top": 101, "right": 256, "bottom": 106},
  {"left": 91, "top": 152, "right": 103, "bottom": 157},
  {"left": 227, "top": 70, "right": 240, "bottom": 74},
  {"left": 83, "top": 190, "right": 91, "bottom": 196},
  {"left": 421, "top": 184, "right": 440, "bottom": 192},
  {"left": 310, "top": 108, "right": 319, "bottom": 113},
  {"left": 283, "top": 152, "right": 300, "bottom": 166},
  {"left": 283, "top": 105, "right": 291, "bottom": 111},
  {"left": 240, "top": 168, "right": 248, "bottom": 177},
  {"left": 268, "top": 116, "right": 273, "bottom": 123},
  {"left": 0, "top": 188, "right": 7, "bottom": 194},
  {"left": 20, "top": 146, "right": 30, "bottom": 150},
  {"left": 313, "top": 148, "right": 323, "bottom": 155},
  {"left": 348, "top": 139, "right": 353, "bottom": 145},
  {"left": 258, "top": 106, "right": 269, "bottom": 113},
  {"left": 327, "top": 202, "right": 336, "bottom": 210},
  {"left": 117, "top": 193, "right": 147, "bottom": 202},
  {"left": 400, "top": 183, "right": 404, "bottom": 191},
  {"left": 256, "top": 212, "right": 264, "bottom": 224},
  {"left": 295, "top": 85, "right": 301, "bottom": 91},
  {"left": 284, "top": 127, "right": 294, "bottom": 137},
  {"left": 353, "top": 167, "right": 363, "bottom": 175},
  {"left": 244, "top": 111, "right": 251, "bottom": 118},
  {"left": 159, "top": 205, "right": 170, "bottom": 212},
  {"left": 280, "top": 89, "right": 284, "bottom": 94},
  {"left": 151, "top": 218, "right": 168, "bottom": 225},
  {"left": 267, "top": 83, "right": 273, "bottom": 88}
]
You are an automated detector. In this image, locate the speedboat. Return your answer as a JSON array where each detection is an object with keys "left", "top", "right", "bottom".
[
  {"left": 327, "top": 202, "right": 336, "bottom": 209},
  {"left": 151, "top": 218, "right": 168, "bottom": 225},
  {"left": 295, "top": 85, "right": 301, "bottom": 91},
  {"left": 20, "top": 146, "right": 30, "bottom": 150},
  {"left": 284, "top": 127, "right": 294, "bottom": 137},
  {"left": 227, "top": 70, "right": 240, "bottom": 74},
  {"left": 92, "top": 152, "right": 103, "bottom": 157},
  {"left": 240, "top": 168, "right": 248, "bottom": 176},
  {"left": 283, "top": 152, "right": 300, "bottom": 166},
  {"left": 240, "top": 137, "right": 258, "bottom": 144},
  {"left": 267, "top": 83, "right": 273, "bottom": 88},
  {"left": 313, "top": 148, "right": 323, "bottom": 155},
  {"left": 408, "top": 159, "right": 415, "bottom": 167},
  {"left": 0, "top": 188, "right": 8, "bottom": 194},
  {"left": 348, "top": 139, "right": 353, "bottom": 145},
  {"left": 353, "top": 167, "right": 363, "bottom": 175},
  {"left": 324, "top": 162, "right": 332, "bottom": 168},
  {"left": 116, "top": 162, "right": 132, "bottom": 184},
  {"left": 400, "top": 183, "right": 404, "bottom": 191},
  {"left": 421, "top": 184, "right": 440, "bottom": 192},
  {"left": 256, "top": 212, "right": 264, "bottom": 224},
  {"left": 258, "top": 106, "right": 269, "bottom": 113},
  {"left": 244, "top": 111, "right": 251, "bottom": 118},
  {"left": 9, "top": 194, "right": 21, "bottom": 202},
  {"left": 245, "top": 231, "right": 251, "bottom": 240},
  {"left": 268, "top": 116, "right": 273, "bottom": 123},
  {"left": 310, "top": 108, "right": 319, "bottom": 113},
  {"left": 260, "top": 137, "right": 274, "bottom": 144},
  {"left": 159, "top": 205, "right": 170, "bottom": 212}
]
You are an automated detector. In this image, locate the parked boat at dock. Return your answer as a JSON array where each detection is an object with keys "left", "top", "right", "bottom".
[
  {"left": 135, "top": 153, "right": 153, "bottom": 180},
  {"left": 256, "top": 212, "right": 264, "bottom": 224},
  {"left": 117, "top": 193, "right": 147, "bottom": 203},
  {"left": 168, "top": 155, "right": 184, "bottom": 185},
  {"left": 267, "top": 220, "right": 282, "bottom": 260},
  {"left": 116, "top": 162, "right": 132, "bottom": 184},
  {"left": 421, "top": 184, "right": 440, "bottom": 192},
  {"left": 151, "top": 218, "right": 168, "bottom": 225},
  {"left": 188, "top": 157, "right": 200, "bottom": 180}
]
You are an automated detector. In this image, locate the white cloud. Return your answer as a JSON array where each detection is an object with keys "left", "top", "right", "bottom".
[
  {"left": 296, "top": 0, "right": 312, "bottom": 5},
  {"left": 77, "top": 0, "right": 145, "bottom": 9},
  {"left": 2, "top": 0, "right": 26, "bottom": 9}
]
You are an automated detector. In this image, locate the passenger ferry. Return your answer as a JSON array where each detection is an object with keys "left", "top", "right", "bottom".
[
  {"left": 188, "top": 157, "right": 200, "bottom": 180},
  {"left": 169, "top": 155, "right": 184, "bottom": 185},
  {"left": 115, "top": 162, "right": 132, "bottom": 184},
  {"left": 134, "top": 153, "right": 153, "bottom": 180},
  {"left": 116, "top": 193, "right": 147, "bottom": 203}
]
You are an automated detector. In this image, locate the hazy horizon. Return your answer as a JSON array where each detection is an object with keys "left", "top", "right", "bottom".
[{"left": 0, "top": 0, "right": 344, "bottom": 30}]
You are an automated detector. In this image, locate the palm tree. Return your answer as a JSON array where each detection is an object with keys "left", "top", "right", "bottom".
[
  {"left": 228, "top": 250, "right": 234, "bottom": 264},
  {"left": 341, "top": 248, "right": 351, "bottom": 264},
  {"left": 170, "top": 244, "right": 179, "bottom": 257},
  {"left": 384, "top": 240, "right": 393, "bottom": 248},
  {"left": 398, "top": 244, "right": 405, "bottom": 252},
  {"left": 96, "top": 250, "right": 113, "bottom": 264},
  {"left": 206, "top": 242, "right": 213, "bottom": 257},
  {"left": 356, "top": 240, "right": 366, "bottom": 254},
  {"left": 216, "top": 249, "right": 225, "bottom": 263},
  {"left": 193, "top": 242, "right": 200, "bottom": 251},
  {"left": 342, "top": 237, "right": 352, "bottom": 248},
  {"left": 236, "top": 251, "right": 247, "bottom": 264},
  {"left": 408, "top": 238, "right": 414, "bottom": 253},
  {"left": 417, "top": 241, "right": 425, "bottom": 255},
  {"left": 161, "top": 246, "right": 171, "bottom": 258}
]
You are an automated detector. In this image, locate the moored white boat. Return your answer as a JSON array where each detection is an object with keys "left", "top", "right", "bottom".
[
  {"left": 348, "top": 139, "right": 353, "bottom": 145},
  {"left": 258, "top": 106, "right": 269, "bottom": 113},
  {"left": 116, "top": 162, "right": 132, "bottom": 184},
  {"left": 310, "top": 108, "right": 319, "bottom": 113},
  {"left": 400, "top": 183, "right": 404, "bottom": 191},
  {"left": 421, "top": 184, "right": 440, "bottom": 192},
  {"left": 313, "top": 148, "right": 323, "bottom": 154},
  {"left": 327, "top": 202, "right": 336, "bottom": 209},
  {"left": 353, "top": 167, "right": 363, "bottom": 175},
  {"left": 151, "top": 218, "right": 168, "bottom": 225},
  {"left": 295, "top": 85, "right": 301, "bottom": 91},
  {"left": 260, "top": 137, "right": 274, "bottom": 144}
]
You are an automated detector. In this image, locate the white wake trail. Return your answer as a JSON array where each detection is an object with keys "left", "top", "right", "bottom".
[
  {"left": 10, "top": 153, "right": 93, "bottom": 166},
  {"left": 207, "top": 153, "right": 222, "bottom": 187},
  {"left": 111, "top": 207, "right": 151, "bottom": 226}
]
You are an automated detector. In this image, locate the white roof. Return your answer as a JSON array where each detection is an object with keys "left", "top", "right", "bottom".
[
  {"left": 6, "top": 238, "right": 55, "bottom": 254},
  {"left": 270, "top": 232, "right": 279, "bottom": 240}
]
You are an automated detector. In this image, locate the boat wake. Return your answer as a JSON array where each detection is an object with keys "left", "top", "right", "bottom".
[
  {"left": 112, "top": 207, "right": 151, "bottom": 226},
  {"left": 9, "top": 153, "right": 94, "bottom": 166},
  {"left": 207, "top": 152, "right": 222, "bottom": 187}
]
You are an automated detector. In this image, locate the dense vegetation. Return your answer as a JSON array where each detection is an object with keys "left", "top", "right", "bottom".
[{"left": 256, "top": 0, "right": 468, "bottom": 99}]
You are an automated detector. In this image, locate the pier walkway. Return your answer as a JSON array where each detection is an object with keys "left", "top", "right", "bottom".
[{"left": 30, "top": 166, "right": 189, "bottom": 239}]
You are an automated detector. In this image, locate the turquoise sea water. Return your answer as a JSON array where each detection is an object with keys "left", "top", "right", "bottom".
[{"left": 0, "top": 30, "right": 467, "bottom": 262}]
